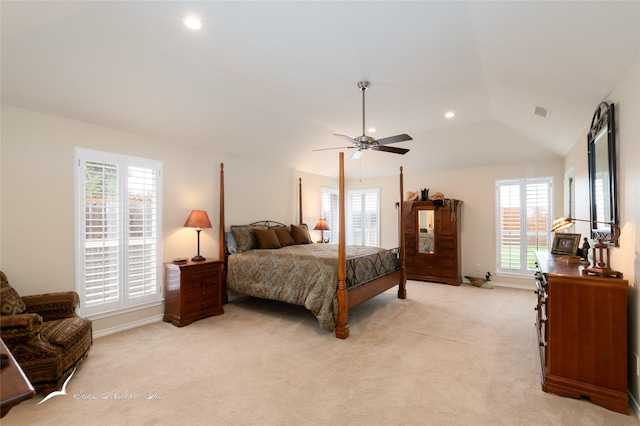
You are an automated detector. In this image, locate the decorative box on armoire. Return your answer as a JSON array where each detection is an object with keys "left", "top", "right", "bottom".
[
  {"left": 163, "top": 258, "right": 224, "bottom": 327},
  {"left": 403, "top": 199, "right": 462, "bottom": 285}
]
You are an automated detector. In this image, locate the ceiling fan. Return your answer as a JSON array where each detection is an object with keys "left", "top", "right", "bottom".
[{"left": 314, "top": 81, "right": 412, "bottom": 160}]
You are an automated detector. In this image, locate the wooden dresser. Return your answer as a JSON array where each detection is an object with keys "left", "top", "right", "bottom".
[
  {"left": 403, "top": 199, "right": 462, "bottom": 285},
  {"left": 1, "top": 339, "right": 34, "bottom": 418},
  {"left": 163, "top": 259, "right": 224, "bottom": 327},
  {"left": 534, "top": 251, "right": 628, "bottom": 414}
]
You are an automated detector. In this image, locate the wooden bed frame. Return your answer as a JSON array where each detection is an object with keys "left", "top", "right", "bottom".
[{"left": 218, "top": 152, "right": 406, "bottom": 339}]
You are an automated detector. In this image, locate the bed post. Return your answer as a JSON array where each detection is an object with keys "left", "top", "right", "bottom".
[
  {"left": 398, "top": 166, "right": 407, "bottom": 299},
  {"left": 335, "top": 152, "right": 349, "bottom": 339},
  {"left": 219, "top": 162, "right": 227, "bottom": 304},
  {"left": 219, "top": 163, "right": 225, "bottom": 260},
  {"left": 299, "top": 177, "right": 303, "bottom": 225}
]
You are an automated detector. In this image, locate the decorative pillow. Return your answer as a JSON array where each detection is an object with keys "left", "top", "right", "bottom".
[
  {"left": 225, "top": 231, "right": 238, "bottom": 254},
  {"left": 0, "top": 273, "right": 27, "bottom": 316},
  {"left": 253, "top": 228, "right": 281, "bottom": 249},
  {"left": 274, "top": 226, "right": 296, "bottom": 247},
  {"left": 231, "top": 225, "right": 258, "bottom": 252},
  {"left": 291, "top": 224, "right": 312, "bottom": 244}
]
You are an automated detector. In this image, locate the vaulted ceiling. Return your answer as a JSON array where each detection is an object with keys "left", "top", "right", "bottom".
[{"left": 2, "top": 1, "right": 639, "bottom": 178}]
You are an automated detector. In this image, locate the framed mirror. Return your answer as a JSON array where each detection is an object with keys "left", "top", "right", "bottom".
[
  {"left": 417, "top": 209, "right": 435, "bottom": 254},
  {"left": 587, "top": 102, "right": 618, "bottom": 243}
]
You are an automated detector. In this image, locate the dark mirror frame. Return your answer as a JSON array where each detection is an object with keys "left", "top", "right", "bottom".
[{"left": 587, "top": 102, "right": 618, "bottom": 244}]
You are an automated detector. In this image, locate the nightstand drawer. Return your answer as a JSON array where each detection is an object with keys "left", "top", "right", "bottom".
[
  {"left": 185, "top": 294, "right": 219, "bottom": 311},
  {"left": 183, "top": 269, "right": 220, "bottom": 292},
  {"left": 184, "top": 283, "right": 219, "bottom": 303}
]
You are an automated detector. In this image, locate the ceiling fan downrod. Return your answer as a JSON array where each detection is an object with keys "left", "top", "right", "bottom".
[{"left": 358, "top": 81, "right": 369, "bottom": 138}]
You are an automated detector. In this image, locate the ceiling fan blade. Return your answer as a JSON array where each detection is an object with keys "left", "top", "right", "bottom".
[
  {"left": 375, "top": 134, "right": 413, "bottom": 145},
  {"left": 375, "top": 145, "right": 410, "bottom": 155},
  {"left": 351, "top": 149, "right": 364, "bottom": 160},
  {"left": 333, "top": 133, "right": 358, "bottom": 144},
  {"left": 313, "top": 146, "right": 355, "bottom": 152}
]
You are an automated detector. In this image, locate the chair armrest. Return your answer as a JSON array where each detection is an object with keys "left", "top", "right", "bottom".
[
  {"left": 1, "top": 313, "right": 60, "bottom": 357},
  {"left": 0, "top": 313, "right": 43, "bottom": 336},
  {"left": 22, "top": 292, "right": 80, "bottom": 321}
]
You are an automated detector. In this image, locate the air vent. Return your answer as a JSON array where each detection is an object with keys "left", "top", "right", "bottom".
[{"left": 534, "top": 105, "right": 550, "bottom": 119}]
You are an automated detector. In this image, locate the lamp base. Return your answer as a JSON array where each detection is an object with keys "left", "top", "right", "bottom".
[
  {"left": 582, "top": 266, "right": 623, "bottom": 278},
  {"left": 191, "top": 255, "right": 206, "bottom": 261}
]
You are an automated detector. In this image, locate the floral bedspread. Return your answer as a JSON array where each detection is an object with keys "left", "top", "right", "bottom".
[{"left": 226, "top": 244, "right": 398, "bottom": 331}]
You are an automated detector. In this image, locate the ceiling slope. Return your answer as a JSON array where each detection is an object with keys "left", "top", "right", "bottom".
[{"left": 1, "top": 1, "right": 638, "bottom": 178}]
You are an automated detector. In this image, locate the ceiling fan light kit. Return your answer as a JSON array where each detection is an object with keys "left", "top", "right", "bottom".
[{"left": 314, "top": 81, "right": 412, "bottom": 159}]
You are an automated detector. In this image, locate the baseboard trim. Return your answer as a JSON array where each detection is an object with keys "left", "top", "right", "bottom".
[
  {"left": 630, "top": 391, "right": 640, "bottom": 420},
  {"left": 93, "top": 315, "right": 164, "bottom": 339},
  {"left": 493, "top": 281, "right": 534, "bottom": 291}
]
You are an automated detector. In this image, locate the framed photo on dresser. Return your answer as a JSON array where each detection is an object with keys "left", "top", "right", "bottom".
[{"left": 551, "top": 233, "right": 580, "bottom": 255}]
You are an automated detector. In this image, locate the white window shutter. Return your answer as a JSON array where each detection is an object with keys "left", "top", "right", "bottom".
[
  {"left": 76, "top": 148, "right": 162, "bottom": 317},
  {"left": 497, "top": 178, "right": 552, "bottom": 276}
]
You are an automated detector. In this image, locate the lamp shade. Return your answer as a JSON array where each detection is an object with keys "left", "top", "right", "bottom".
[
  {"left": 551, "top": 216, "right": 574, "bottom": 232},
  {"left": 313, "top": 218, "right": 329, "bottom": 231},
  {"left": 551, "top": 216, "right": 620, "bottom": 243},
  {"left": 183, "top": 210, "right": 212, "bottom": 229}
]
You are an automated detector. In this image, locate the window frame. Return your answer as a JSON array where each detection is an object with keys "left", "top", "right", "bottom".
[
  {"left": 74, "top": 148, "right": 163, "bottom": 319},
  {"left": 495, "top": 177, "right": 553, "bottom": 277},
  {"left": 320, "top": 187, "right": 339, "bottom": 244},
  {"left": 346, "top": 188, "right": 380, "bottom": 247}
]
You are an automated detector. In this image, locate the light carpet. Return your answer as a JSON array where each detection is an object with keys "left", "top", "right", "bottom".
[{"left": 3, "top": 281, "right": 638, "bottom": 426}]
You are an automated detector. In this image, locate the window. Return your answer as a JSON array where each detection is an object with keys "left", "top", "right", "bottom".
[
  {"left": 496, "top": 178, "right": 552, "bottom": 276},
  {"left": 347, "top": 188, "right": 380, "bottom": 246},
  {"left": 75, "top": 148, "right": 163, "bottom": 317},
  {"left": 320, "top": 187, "right": 339, "bottom": 244}
]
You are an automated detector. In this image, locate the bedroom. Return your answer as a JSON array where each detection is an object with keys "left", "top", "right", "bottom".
[{"left": 1, "top": 1, "right": 639, "bottom": 420}]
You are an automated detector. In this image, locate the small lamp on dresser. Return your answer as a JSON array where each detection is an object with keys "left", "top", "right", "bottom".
[
  {"left": 184, "top": 210, "right": 212, "bottom": 261},
  {"left": 551, "top": 216, "right": 623, "bottom": 278}
]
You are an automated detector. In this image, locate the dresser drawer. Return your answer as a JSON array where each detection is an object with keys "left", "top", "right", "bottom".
[{"left": 436, "top": 235, "right": 456, "bottom": 250}]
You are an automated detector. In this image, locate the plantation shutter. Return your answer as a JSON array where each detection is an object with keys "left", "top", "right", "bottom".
[
  {"left": 126, "top": 165, "right": 159, "bottom": 299},
  {"left": 84, "top": 161, "right": 120, "bottom": 308},
  {"left": 321, "top": 187, "right": 339, "bottom": 243},
  {"left": 347, "top": 189, "right": 380, "bottom": 247},
  {"left": 497, "top": 178, "right": 552, "bottom": 275},
  {"left": 76, "top": 148, "right": 162, "bottom": 316}
]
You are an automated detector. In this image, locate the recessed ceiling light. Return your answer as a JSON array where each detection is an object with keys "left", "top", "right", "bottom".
[
  {"left": 368, "top": 128, "right": 376, "bottom": 133},
  {"left": 183, "top": 15, "right": 202, "bottom": 30},
  {"left": 445, "top": 111, "right": 455, "bottom": 119}
]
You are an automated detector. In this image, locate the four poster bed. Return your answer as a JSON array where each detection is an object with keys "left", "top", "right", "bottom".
[{"left": 218, "top": 153, "right": 406, "bottom": 339}]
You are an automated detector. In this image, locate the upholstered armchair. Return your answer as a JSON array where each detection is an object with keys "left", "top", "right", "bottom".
[{"left": 0, "top": 271, "right": 92, "bottom": 394}]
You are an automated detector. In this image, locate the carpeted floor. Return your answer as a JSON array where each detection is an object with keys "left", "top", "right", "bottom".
[{"left": 3, "top": 281, "right": 638, "bottom": 425}]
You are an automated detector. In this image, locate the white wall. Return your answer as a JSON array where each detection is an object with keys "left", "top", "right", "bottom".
[
  {"left": 564, "top": 57, "right": 640, "bottom": 410},
  {"left": 0, "top": 105, "right": 295, "bottom": 334}
]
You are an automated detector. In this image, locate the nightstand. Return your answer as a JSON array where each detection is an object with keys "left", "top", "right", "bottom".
[{"left": 163, "top": 258, "right": 224, "bottom": 327}]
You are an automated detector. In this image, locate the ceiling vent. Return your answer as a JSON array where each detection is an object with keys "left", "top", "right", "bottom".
[{"left": 534, "top": 105, "right": 551, "bottom": 119}]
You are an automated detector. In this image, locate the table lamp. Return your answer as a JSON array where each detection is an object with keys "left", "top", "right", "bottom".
[
  {"left": 313, "top": 218, "right": 330, "bottom": 243},
  {"left": 551, "top": 216, "right": 622, "bottom": 278},
  {"left": 184, "top": 210, "right": 212, "bottom": 261}
]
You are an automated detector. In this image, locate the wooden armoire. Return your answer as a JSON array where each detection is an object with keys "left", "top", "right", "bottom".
[{"left": 403, "top": 199, "right": 462, "bottom": 285}]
